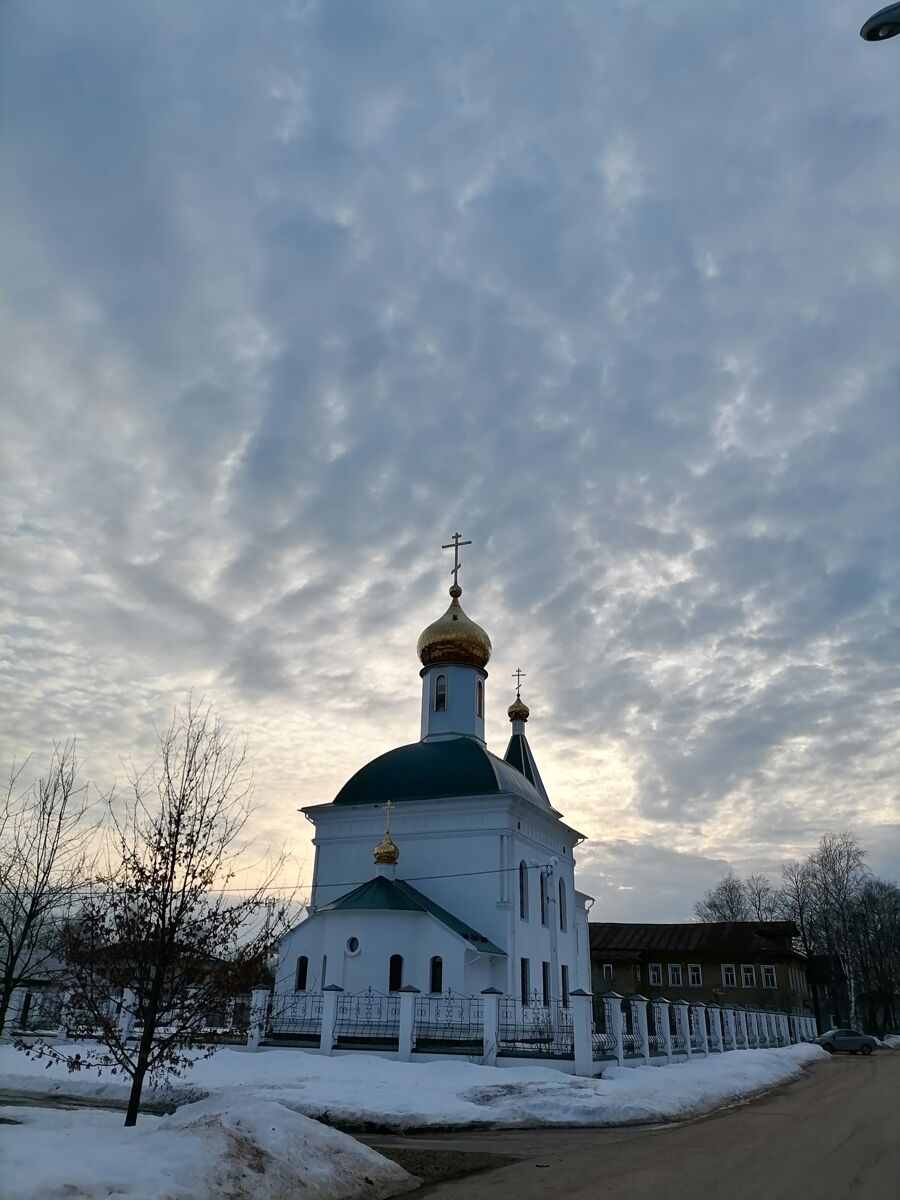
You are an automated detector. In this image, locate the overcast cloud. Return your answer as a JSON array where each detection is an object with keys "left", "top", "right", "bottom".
[{"left": 2, "top": 0, "right": 898, "bottom": 920}]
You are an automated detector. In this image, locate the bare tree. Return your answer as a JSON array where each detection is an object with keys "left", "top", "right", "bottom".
[
  {"left": 807, "top": 832, "right": 868, "bottom": 1025},
  {"left": 744, "top": 872, "right": 781, "bottom": 921},
  {"left": 693, "top": 870, "right": 751, "bottom": 922},
  {"left": 24, "top": 703, "right": 293, "bottom": 1126},
  {"left": 0, "top": 743, "right": 93, "bottom": 1035}
]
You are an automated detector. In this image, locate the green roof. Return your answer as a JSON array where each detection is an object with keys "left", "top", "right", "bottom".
[
  {"left": 332, "top": 736, "right": 551, "bottom": 810},
  {"left": 319, "top": 875, "right": 506, "bottom": 955}
]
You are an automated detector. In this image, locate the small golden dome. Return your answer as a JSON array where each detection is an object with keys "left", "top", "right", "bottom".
[
  {"left": 374, "top": 831, "right": 399, "bottom": 865},
  {"left": 508, "top": 695, "right": 530, "bottom": 722},
  {"left": 417, "top": 585, "right": 492, "bottom": 669}
]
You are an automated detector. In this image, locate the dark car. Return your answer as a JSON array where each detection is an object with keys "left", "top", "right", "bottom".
[{"left": 814, "top": 1027, "right": 877, "bottom": 1055}]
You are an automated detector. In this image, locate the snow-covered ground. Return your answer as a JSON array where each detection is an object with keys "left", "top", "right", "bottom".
[
  {"left": 1, "top": 1041, "right": 828, "bottom": 1130},
  {"left": 882, "top": 1034, "right": 900, "bottom": 1049},
  {"left": 0, "top": 1098, "right": 416, "bottom": 1200}
]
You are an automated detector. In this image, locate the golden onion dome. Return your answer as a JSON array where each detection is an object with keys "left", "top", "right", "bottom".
[
  {"left": 507, "top": 695, "right": 530, "bottom": 722},
  {"left": 416, "top": 584, "right": 492, "bottom": 669},
  {"left": 374, "top": 831, "right": 399, "bottom": 865}
]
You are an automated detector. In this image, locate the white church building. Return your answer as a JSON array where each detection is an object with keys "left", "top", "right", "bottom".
[{"left": 275, "top": 537, "right": 594, "bottom": 1010}]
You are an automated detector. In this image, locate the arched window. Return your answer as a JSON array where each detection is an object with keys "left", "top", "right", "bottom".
[
  {"left": 295, "top": 956, "right": 309, "bottom": 991},
  {"left": 558, "top": 878, "right": 567, "bottom": 932},
  {"left": 539, "top": 872, "right": 548, "bottom": 925},
  {"left": 518, "top": 861, "right": 529, "bottom": 920},
  {"left": 434, "top": 674, "right": 447, "bottom": 712},
  {"left": 389, "top": 954, "right": 404, "bottom": 991},
  {"left": 321, "top": 954, "right": 327, "bottom": 988},
  {"left": 475, "top": 680, "right": 484, "bottom": 717},
  {"left": 429, "top": 956, "right": 443, "bottom": 994}
]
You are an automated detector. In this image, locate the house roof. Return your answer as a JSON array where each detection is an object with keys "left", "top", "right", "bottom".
[
  {"left": 589, "top": 921, "right": 799, "bottom": 957},
  {"left": 331, "top": 735, "right": 552, "bottom": 812},
  {"left": 319, "top": 874, "right": 506, "bottom": 956}
]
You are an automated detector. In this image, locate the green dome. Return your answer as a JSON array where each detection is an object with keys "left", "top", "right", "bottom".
[{"left": 332, "top": 736, "right": 550, "bottom": 811}]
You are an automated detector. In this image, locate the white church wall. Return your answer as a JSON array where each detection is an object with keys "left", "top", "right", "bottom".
[{"left": 275, "top": 907, "right": 504, "bottom": 999}]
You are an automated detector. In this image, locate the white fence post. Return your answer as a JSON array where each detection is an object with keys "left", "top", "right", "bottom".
[
  {"left": 603, "top": 992, "right": 625, "bottom": 1067},
  {"left": 631, "top": 995, "right": 651, "bottom": 1065},
  {"left": 248, "top": 988, "right": 270, "bottom": 1049},
  {"left": 654, "top": 998, "right": 672, "bottom": 1063},
  {"left": 398, "top": 986, "right": 419, "bottom": 1062},
  {"left": 319, "top": 985, "right": 343, "bottom": 1055},
  {"left": 709, "top": 1004, "right": 724, "bottom": 1052},
  {"left": 117, "top": 988, "right": 136, "bottom": 1041},
  {"left": 674, "top": 999, "right": 691, "bottom": 1058},
  {"left": 56, "top": 989, "right": 72, "bottom": 1040},
  {"left": 692, "top": 1002, "right": 708, "bottom": 1056},
  {"left": 570, "top": 989, "right": 593, "bottom": 1077},
  {"left": 5, "top": 988, "right": 27, "bottom": 1035},
  {"left": 758, "top": 1008, "right": 772, "bottom": 1046},
  {"left": 480, "top": 988, "right": 501, "bottom": 1067}
]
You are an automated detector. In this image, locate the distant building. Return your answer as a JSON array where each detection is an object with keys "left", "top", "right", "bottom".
[{"left": 589, "top": 922, "right": 814, "bottom": 1016}]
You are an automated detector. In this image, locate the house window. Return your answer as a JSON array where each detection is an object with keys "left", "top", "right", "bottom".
[
  {"left": 668, "top": 964, "right": 683, "bottom": 987},
  {"left": 602, "top": 962, "right": 614, "bottom": 982},
  {"left": 762, "top": 965, "right": 777, "bottom": 989},
  {"left": 561, "top": 965, "right": 570, "bottom": 1007},
  {"left": 649, "top": 963, "right": 662, "bottom": 987},
  {"left": 688, "top": 964, "right": 703, "bottom": 988},
  {"left": 430, "top": 956, "right": 443, "bottom": 994},
  {"left": 558, "top": 878, "right": 567, "bottom": 931},
  {"left": 741, "top": 964, "right": 756, "bottom": 988},
  {"left": 539, "top": 872, "right": 549, "bottom": 925},
  {"left": 434, "top": 674, "right": 447, "bottom": 712},
  {"left": 295, "top": 956, "right": 309, "bottom": 991},
  {"left": 722, "top": 964, "right": 737, "bottom": 988},
  {"left": 519, "top": 861, "right": 529, "bottom": 920},
  {"left": 520, "top": 957, "right": 531, "bottom": 1000},
  {"left": 389, "top": 954, "right": 404, "bottom": 991},
  {"left": 542, "top": 961, "right": 551, "bottom": 1006},
  {"left": 475, "top": 680, "right": 484, "bottom": 717}
]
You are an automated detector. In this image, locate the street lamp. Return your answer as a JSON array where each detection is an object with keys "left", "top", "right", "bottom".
[{"left": 860, "top": 3, "right": 900, "bottom": 40}]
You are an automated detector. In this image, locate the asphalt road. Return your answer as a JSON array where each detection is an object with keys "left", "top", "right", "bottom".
[{"left": 366, "top": 1052, "right": 900, "bottom": 1199}]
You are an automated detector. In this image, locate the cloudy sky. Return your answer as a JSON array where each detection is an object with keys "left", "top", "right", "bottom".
[{"left": 2, "top": 1, "right": 898, "bottom": 921}]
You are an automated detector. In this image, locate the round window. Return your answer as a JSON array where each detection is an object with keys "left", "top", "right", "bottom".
[{"left": 345, "top": 936, "right": 360, "bottom": 954}]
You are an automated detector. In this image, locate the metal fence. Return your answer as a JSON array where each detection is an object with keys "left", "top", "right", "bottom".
[
  {"left": 623, "top": 999, "right": 645, "bottom": 1058},
  {"left": 499, "top": 996, "right": 574, "bottom": 1058},
  {"left": 706, "top": 1008, "right": 721, "bottom": 1052},
  {"left": 669, "top": 1004, "right": 687, "bottom": 1053},
  {"left": 649, "top": 1001, "right": 668, "bottom": 1056},
  {"left": 334, "top": 988, "right": 400, "bottom": 1049},
  {"left": 414, "top": 993, "right": 483, "bottom": 1054},
  {"left": 591, "top": 994, "right": 617, "bottom": 1058},
  {"left": 268, "top": 991, "right": 322, "bottom": 1042}
]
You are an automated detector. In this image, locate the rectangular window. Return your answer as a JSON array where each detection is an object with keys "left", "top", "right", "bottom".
[
  {"left": 722, "top": 964, "right": 737, "bottom": 988},
  {"left": 688, "top": 963, "right": 702, "bottom": 987},
  {"left": 520, "top": 957, "right": 531, "bottom": 1000},
  {"left": 649, "top": 963, "right": 662, "bottom": 986},
  {"left": 602, "top": 962, "right": 614, "bottom": 982},
  {"left": 561, "top": 965, "right": 570, "bottom": 1007},
  {"left": 762, "top": 965, "right": 777, "bottom": 989},
  {"left": 542, "top": 961, "right": 551, "bottom": 1006},
  {"left": 668, "top": 964, "right": 683, "bottom": 987},
  {"left": 741, "top": 964, "right": 756, "bottom": 988}
]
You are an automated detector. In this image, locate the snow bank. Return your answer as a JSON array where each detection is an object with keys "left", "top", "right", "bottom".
[
  {"left": 0, "top": 1041, "right": 828, "bottom": 1130},
  {"left": 0, "top": 1098, "right": 417, "bottom": 1200},
  {"left": 882, "top": 1034, "right": 900, "bottom": 1049}
]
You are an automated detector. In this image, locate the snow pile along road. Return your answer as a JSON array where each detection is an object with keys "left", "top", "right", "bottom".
[
  {"left": 0, "top": 1098, "right": 418, "bottom": 1200},
  {"left": 0, "top": 1041, "right": 829, "bottom": 1130}
]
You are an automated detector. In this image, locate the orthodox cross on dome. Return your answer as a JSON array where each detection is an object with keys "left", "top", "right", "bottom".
[
  {"left": 441, "top": 531, "right": 472, "bottom": 589},
  {"left": 512, "top": 667, "right": 526, "bottom": 699},
  {"left": 384, "top": 798, "right": 392, "bottom": 834}
]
